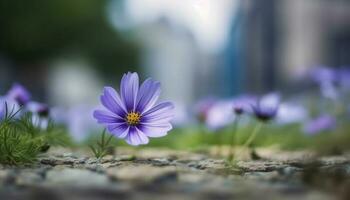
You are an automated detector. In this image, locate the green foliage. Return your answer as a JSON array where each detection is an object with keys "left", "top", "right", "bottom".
[
  {"left": 112, "top": 121, "right": 350, "bottom": 155},
  {"left": 0, "top": 0, "right": 140, "bottom": 75},
  {"left": 0, "top": 106, "right": 69, "bottom": 165},
  {"left": 89, "top": 129, "right": 114, "bottom": 159}
]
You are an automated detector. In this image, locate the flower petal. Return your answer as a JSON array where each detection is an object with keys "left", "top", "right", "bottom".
[
  {"left": 101, "top": 87, "right": 127, "bottom": 117},
  {"left": 142, "top": 112, "right": 174, "bottom": 124},
  {"left": 93, "top": 110, "right": 123, "bottom": 124},
  {"left": 125, "top": 127, "right": 149, "bottom": 146},
  {"left": 138, "top": 123, "right": 172, "bottom": 138},
  {"left": 108, "top": 123, "right": 129, "bottom": 138},
  {"left": 136, "top": 78, "right": 161, "bottom": 113},
  {"left": 142, "top": 101, "right": 175, "bottom": 121},
  {"left": 120, "top": 72, "right": 139, "bottom": 112}
]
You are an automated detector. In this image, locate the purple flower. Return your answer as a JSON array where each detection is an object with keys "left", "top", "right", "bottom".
[
  {"left": 0, "top": 98, "right": 5, "bottom": 120},
  {"left": 172, "top": 102, "right": 190, "bottom": 127},
  {"left": 26, "top": 102, "right": 50, "bottom": 117},
  {"left": 276, "top": 102, "right": 308, "bottom": 125},
  {"left": 194, "top": 98, "right": 216, "bottom": 123},
  {"left": 309, "top": 66, "right": 339, "bottom": 99},
  {"left": 252, "top": 93, "right": 280, "bottom": 122},
  {"left": 303, "top": 115, "right": 336, "bottom": 135},
  {"left": 205, "top": 100, "right": 235, "bottom": 130},
  {"left": 67, "top": 105, "right": 99, "bottom": 142},
  {"left": 309, "top": 66, "right": 338, "bottom": 85},
  {"left": 6, "top": 83, "right": 31, "bottom": 106},
  {"left": 26, "top": 102, "right": 50, "bottom": 130},
  {"left": 93, "top": 72, "right": 174, "bottom": 146},
  {"left": 232, "top": 95, "right": 256, "bottom": 115},
  {"left": 0, "top": 96, "right": 20, "bottom": 120},
  {"left": 339, "top": 67, "right": 350, "bottom": 90}
]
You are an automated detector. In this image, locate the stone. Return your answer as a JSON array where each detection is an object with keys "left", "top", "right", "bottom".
[
  {"left": 236, "top": 160, "right": 288, "bottom": 172},
  {"left": 46, "top": 168, "right": 109, "bottom": 186},
  {"left": 243, "top": 171, "right": 280, "bottom": 181},
  {"left": 107, "top": 165, "right": 177, "bottom": 183},
  {"left": 15, "top": 171, "right": 43, "bottom": 185},
  {"left": 0, "top": 169, "right": 16, "bottom": 186}
]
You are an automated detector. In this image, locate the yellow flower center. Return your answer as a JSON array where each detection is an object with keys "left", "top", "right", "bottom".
[{"left": 126, "top": 112, "right": 141, "bottom": 126}]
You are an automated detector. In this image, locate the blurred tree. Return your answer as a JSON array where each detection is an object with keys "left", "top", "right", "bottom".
[{"left": 0, "top": 0, "right": 140, "bottom": 75}]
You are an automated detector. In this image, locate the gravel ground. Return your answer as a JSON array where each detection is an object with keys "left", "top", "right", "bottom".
[{"left": 0, "top": 147, "right": 349, "bottom": 200}]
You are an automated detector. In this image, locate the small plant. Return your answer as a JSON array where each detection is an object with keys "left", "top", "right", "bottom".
[
  {"left": 89, "top": 129, "right": 114, "bottom": 159},
  {"left": 0, "top": 103, "right": 66, "bottom": 165}
]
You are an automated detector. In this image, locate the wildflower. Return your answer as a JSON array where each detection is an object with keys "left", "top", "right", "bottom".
[
  {"left": 310, "top": 66, "right": 338, "bottom": 85},
  {"left": 339, "top": 67, "right": 350, "bottom": 91},
  {"left": 236, "top": 93, "right": 279, "bottom": 160},
  {"left": 26, "top": 102, "right": 50, "bottom": 130},
  {"left": 194, "top": 98, "right": 216, "bottom": 123},
  {"left": 53, "top": 105, "right": 99, "bottom": 142},
  {"left": 303, "top": 115, "right": 336, "bottom": 135},
  {"left": 93, "top": 72, "right": 174, "bottom": 146},
  {"left": 252, "top": 93, "right": 280, "bottom": 122},
  {"left": 0, "top": 97, "right": 20, "bottom": 120},
  {"left": 309, "top": 66, "right": 338, "bottom": 99},
  {"left": 232, "top": 95, "right": 256, "bottom": 115},
  {"left": 205, "top": 100, "right": 234, "bottom": 130},
  {"left": 26, "top": 102, "right": 50, "bottom": 117},
  {"left": 0, "top": 98, "right": 5, "bottom": 120},
  {"left": 276, "top": 102, "right": 308, "bottom": 125},
  {"left": 6, "top": 83, "right": 31, "bottom": 106},
  {"left": 172, "top": 102, "right": 190, "bottom": 127}
]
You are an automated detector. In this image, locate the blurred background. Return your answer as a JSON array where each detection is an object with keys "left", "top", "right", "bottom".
[
  {"left": 1, "top": 0, "right": 349, "bottom": 107},
  {"left": 1, "top": 0, "right": 350, "bottom": 148}
]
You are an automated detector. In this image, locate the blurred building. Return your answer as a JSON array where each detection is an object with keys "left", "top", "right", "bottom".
[
  {"left": 1, "top": 0, "right": 349, "bottom": 107},
  {"left": 243, "top": 0, "right": 350, "bottom": 91}
]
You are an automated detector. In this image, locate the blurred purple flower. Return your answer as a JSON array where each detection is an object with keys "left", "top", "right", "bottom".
[
  {"left": 303, "top": 115, "right": 336, "bottom": 135},
  {"left": 252, "top": 93, "right": 280, "bottom": 122},
  {"left": 194, "top": 98, "right": 216, "bottom": 123},
  {"left": 172, "top": 102, "right": 190, "bottom": 127},
  {"left": 339, "top": 67, "right": 350, "bottom": 90},
  {"left": 26, "top": 102, "right": 50, "bottom": 117},
  {"left": 50, "top": 107, "right": 68, "bottom": 125},
  {"left": 0, "top": 96, "right": 20, "bottom": 120},
  {"left": 68, "top": 105, "right": 99, "bottom": 142},
  {"left": 276, "top": 102, "right": 308, "bottom": 125},
  {"left": 232, "top": 95, "right": 256, "bottom": 115},
  {"left": 26, "top": 102, "right": 50, "bottom": 130},
  {"left": 205, "top": 100, "right": 235, "bottom": 130},
  {"left": 309, "top": 66, "right": 339, "bottom": 99},
  {"left": 6, "top": 83, "right": 31, "bottom": 106},
  {"left": 49, "top": 105, "right": 99, "bottom": 142},
  {"left": 93, "top": 72, "right": 174, "bottom": 146},
  {"left": 310, "top": 66, "right": 338, "bottom": 85},
  {"left": 0, "top": 98, "right": 5, "bottom": 120}
]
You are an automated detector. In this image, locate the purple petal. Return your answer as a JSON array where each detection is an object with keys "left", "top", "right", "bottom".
[
  {"left": 120, "top": 72, "right": 139, "bottom": 112},
  {"left": 303, "top": 115, "right": 336, "bottom": 135},
  {"left": 138, "top": 123, "right": 172, "bottom": 137},
  {"left": 93, "top": 110, "right": 123, "bottom": 124},
  {"left": 142, "top": 102, "right": 175, "bottom": 122},
  {"left": 101, "top": 87, "right": 127, "bottom": 117},
  {"left": 108, "top": 123, "right": 129, "bottom": 138},
  {"left": 136, "top": 78, "right": 161, "bottom": 113},
  {"left": 7, "top": 83, "right": 31, "bottom": 105},
  {"left": 125, "top": 127, "right": 149, "bottom": 146}
]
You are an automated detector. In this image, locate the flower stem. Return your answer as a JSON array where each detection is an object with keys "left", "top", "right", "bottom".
[
  {"left": 235, "top": 122, "right": 263, "bottom": 160},
  {"left": 228, "top": 116, "right": 240, "bottom": 162}
]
